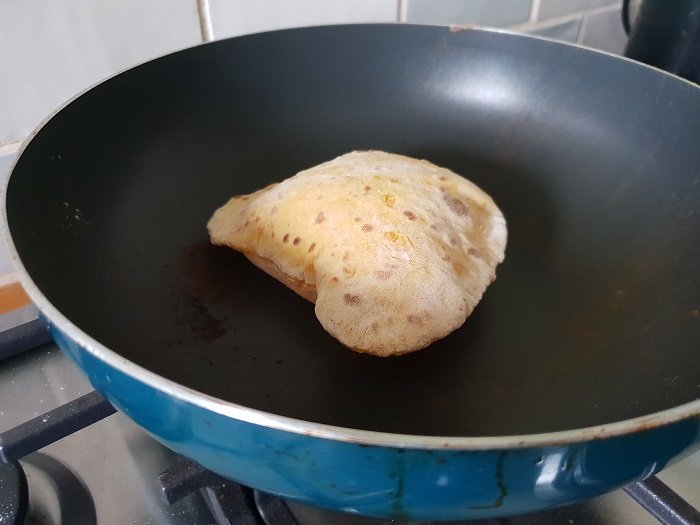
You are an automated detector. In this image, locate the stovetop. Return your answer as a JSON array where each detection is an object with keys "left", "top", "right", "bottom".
[{"left": 2, "top": 339, "right": 699, "bottom": 525}]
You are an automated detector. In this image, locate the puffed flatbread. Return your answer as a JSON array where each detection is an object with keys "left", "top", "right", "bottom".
[{"left": 208, "top": 151, "right": 507, "bottom": 356}]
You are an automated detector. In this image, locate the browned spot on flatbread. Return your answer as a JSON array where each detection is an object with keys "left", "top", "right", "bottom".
[
  {"left": 354, "top": 217, "right": 362, "bottom": 222},
  {"left": 407, "top": 312, "right": 431, "bottom": 326},
  {"left": 361, "top": 223, "right": 373, "bottom": 233},
  {"left": 403, "top": 210, "right": 416, "bottom": 221},
  {"left": 283, "top": 233, "right": 289, "bottom": 243},
  {"left": 364, "top": 185, "right": 371, "bottom": 194},
  {"left": 371, "top": 321, "right": 380, "bottom": 333},
  {"left": 343, "top": 294, "right": 361, "bottom": 305},
  {"left": 314, "top": 211, "right": 326, "bottom": 224},
  {"left": 308, "top": 242, "right": 316, "bottom": 253},
  {"left": 375, "top": 270, "right": 393, "bottom": 280},
  {"left": 293, "top": 237, "right": 301, "bottom": 245},
  {"left": 452, "top": 261, "right": 467, "bottom": 277},
  {"left": 468, "top": 247, "right": 481, "bottom": 258},
  {"left": 442, "top": 193, "right": 469, "bottom": 216}
]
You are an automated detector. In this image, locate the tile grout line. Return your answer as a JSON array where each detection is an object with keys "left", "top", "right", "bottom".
[
  {"left": 577, "top": 12, "right": 590, "bottom": 43},
  {"left": 529, "top": 0, "right": 541, "bottom": 23},
  {"left": 397, "top": 0, "right": 407, "bottom": 23},
  {"left": 511, "top": 2, "right": 621, "bottom": 32},
  {"left": 196, "top": 0, "right": 214, "bottom": 43}
]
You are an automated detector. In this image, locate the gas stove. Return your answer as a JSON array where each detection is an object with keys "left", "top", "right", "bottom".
[{"left": 1, "top": 303, "right": 700, "bottom": 525}]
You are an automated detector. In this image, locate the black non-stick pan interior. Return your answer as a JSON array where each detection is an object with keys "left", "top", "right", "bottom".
[{"left": 7, "top": 25, "right": 700, "bottom": 437}]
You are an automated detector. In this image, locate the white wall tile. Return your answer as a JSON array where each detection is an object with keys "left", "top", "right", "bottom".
[
  {"left": 537, "top": 0, "right": 619, "bottom": 21},
  {"left": 580, "top": 7, "right": 628, "bottom": 54},
  {"left": 527, "top": 18, "right": 583, "bottom": 43},
  {"left": 208, "top": 0, "right": 398, "bottom": 40},
  {"left": 0, "top": 1, "right": 202, "bottom": 146},
  {"left": 406, "top": 0, "right": 532, "bottom": 28}
]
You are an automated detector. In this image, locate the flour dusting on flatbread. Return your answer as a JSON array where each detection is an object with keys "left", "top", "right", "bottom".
[{"left": 208, "top": 151, "right": 507, "bottom": 356}]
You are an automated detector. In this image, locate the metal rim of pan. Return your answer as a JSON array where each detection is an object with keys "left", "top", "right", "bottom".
[{"left": 2, "top": 24, "right": 699, "bottom": 451}]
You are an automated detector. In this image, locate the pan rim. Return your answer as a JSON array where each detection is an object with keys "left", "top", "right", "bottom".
[{"left": 2, "top": 23, "right": 699, "bottom": 451}]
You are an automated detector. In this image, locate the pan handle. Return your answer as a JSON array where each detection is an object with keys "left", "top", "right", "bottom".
[{"left": 622, "top": 0, "right": 633, "bottom": 34}]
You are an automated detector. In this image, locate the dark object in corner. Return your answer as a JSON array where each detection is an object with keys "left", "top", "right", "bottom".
[{"left": 623, "top": 0, "right": 700, "bottom": 83}]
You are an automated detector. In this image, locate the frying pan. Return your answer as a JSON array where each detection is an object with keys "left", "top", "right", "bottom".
[{"left": 4, "top": 24, "right": 700, "bottom": 520}]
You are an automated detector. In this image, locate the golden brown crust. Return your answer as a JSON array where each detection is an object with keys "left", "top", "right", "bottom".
[{"left": 208, "top": 151, "right": 507, "bottom": 356}]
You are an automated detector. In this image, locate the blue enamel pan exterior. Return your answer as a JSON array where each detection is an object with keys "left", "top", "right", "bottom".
[
  {"left": 4, "top": 25, "right": 700, "bottom": 520},
  {"left": 47, "top": 321, "right": 700, "bottom": 520}
]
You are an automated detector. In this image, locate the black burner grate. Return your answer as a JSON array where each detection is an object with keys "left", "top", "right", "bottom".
[
  {"left": 0, "top": 462, "right": 28, "bottom": 525},
  {"left": 0, "top": 391, "right": 116, "bottom": 464},
  {"left": 625, "top": 477, "right": 700, "bottom": 525},
  {"left": 159, "top": 458, "right": 299, "bottom": 524}
]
